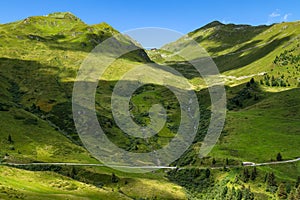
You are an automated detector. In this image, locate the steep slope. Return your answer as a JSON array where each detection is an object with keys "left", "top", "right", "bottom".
[
  {"left": 152, "top": 21, "right": 300, "bottom": 91},
  {"left": 0, "top": 12, "right": 189, "bottom": 199},
  {"left": 0, "top": 12, "right": 151, "bottom": 143},
  {"left": 157, "top": 21, "right": 300, "bottom": 163},
  {"left": 151, "top": 21, "right": 300, "bottom": 199},
  {"left": 0, "top": 12, "right": 186, "bottom": 157}
]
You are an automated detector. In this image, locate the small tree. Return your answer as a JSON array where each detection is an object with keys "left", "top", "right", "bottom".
[
  {"left": 296, "top": 176, "right": 300, "bottom": 188},
  {"left": 260, "top": 79, "right": 264, "bottom": 85},
  {"left": 277, "top": 153, "right": 283, "bottom": 161},
  {"left": 267, "top": 172, "right": 277, "bottom": 187},
  {"left": 205, "top": 168, "right": 211, "bottom": 178},
  {"left": 243, "top": 168, "right": 250, "bottom": 182},
  {"left": 250, "top": 167, "right": 257, "bottom": 181},
  {"left": 222, "top": 186, "right": 228, "bottom": 198},
  {"left": 7, "top": 134, "right": 13, "bottom": 143},
  {"left": 295, "top": 185, "right": 300, "bottom": 200},
  {"left": 236, "top": 189, "right": 243, "bottom": 200},
  {"left": 69, "top": 166, "right": 77, "bottom": 179},
  {"left": 250, "top": 78, "right": 255, "bottom": 84},
  {"left": 212, "top": 158, "right": 216, "bottom": 165},
  {"left": 289, "top": 190, "right": 295, "bottom": 200},
  {"left": 225, "top": 158, "right": 229, "bottom": 166},
  {"left": 232, "top": 187, "right": 237, "bottom": 198},
  {"left": 277, "top": 183, "right": 288, "bottom": 199},
  {"left": 244, "top": 186, "right": 254, "bottom": 200},
  {"left": 111, "top": 173, "right": 119, "bottom": 183}
]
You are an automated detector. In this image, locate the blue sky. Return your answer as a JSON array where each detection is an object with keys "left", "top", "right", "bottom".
[{"left": 1, "top": 0, "right": 299, "bottom": 34}]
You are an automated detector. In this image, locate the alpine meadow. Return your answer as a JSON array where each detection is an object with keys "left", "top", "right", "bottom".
[{"left": 0, "top": 7, "right": 299, "bottom": 200}]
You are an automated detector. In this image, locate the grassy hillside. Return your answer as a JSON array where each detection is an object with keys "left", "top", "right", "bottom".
[
  {"left": 211, "top": 87, "right": 300, "bottom": 163},
  {"left": 0, "top": 165, "right": 186, "bottom": 200},
  {"left": 147, "top": 21, "right": 300, "bottom": 199},
  {"left": 0, "top": 12, "right": 188, "bottom": 199},
  {"left": 148, "top": 21, "right": 300, "bottom": 167},
  {"left": 154, "top": 21, "right": 300, "bottom": 91},
  {"left": 0, "top": 12, "right": 300, "bottom": 199}
]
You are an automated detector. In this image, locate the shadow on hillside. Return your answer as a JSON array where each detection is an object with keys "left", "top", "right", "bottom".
[
  {"left": 1, "top": 56, "right": 299, "bottom": 171},
  {"left": 213, "top": 35, "right": 292, "bottom": 73},
  {"left": 27, "top": 33, "right": 110, "bottom": 53},
  {"left": 159, "top": 36, "right": 292, "bottom": 80},
  {"left": 0, "top": 57, "right": 212, "bottom": 154},
  {"left": 26, "top": 33, "right": 152, "bottom": 63},
  {"left": 163, "top": 33, "right": 288, "bottom": 79},
  {"left": 197, "top": 24, "right": 270, "bottom": 54},
  {"left": 227, "top": 33, "right": 281, "bottom": 55}
]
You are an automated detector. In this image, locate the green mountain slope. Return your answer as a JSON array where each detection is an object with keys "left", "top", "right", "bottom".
[
  {"left": 166, "top": 21, "right": 300, "bottom": 163},
  {"left": 148, "top": 21, "right": 300, "bottom": 199},
  {"left": 0, "top": 12, "right": 188, "bottom": 199},
  {"left": 0, "top": 12, "right": 300, "bottom": 199},
  {"left": 152, "top": 21, "right": 300, "bottom": 91}
]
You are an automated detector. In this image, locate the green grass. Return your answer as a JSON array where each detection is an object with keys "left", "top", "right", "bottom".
[
  {"left": 0, "top": 12, "right": 188, "bottom": 199},
  {"left": 0, "top": 166, "right": 129, "bottom": 200},
  {"left": 0, "top": 107, "right": 97, "bottom": 163},
  {"left": 0, "top": 12, "right": 300, "bottom": 199},
  {"left": 210, "top": 88, "right": 300, "bottom": 163},
  {"left": 0, "top": 165, "right": 187, "bottom": 200}
]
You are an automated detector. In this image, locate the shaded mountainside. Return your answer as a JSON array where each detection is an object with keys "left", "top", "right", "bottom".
[
  {"left": 157, "top": 20, "right": 300, "bottom": 81},
  {"left": 0, "top": 12, "right": 151, "bottom": 143}
]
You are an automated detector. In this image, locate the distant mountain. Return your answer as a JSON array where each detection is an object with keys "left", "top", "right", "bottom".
[{"left": 162, "top": 20, "right": 300, "bottom": 77}]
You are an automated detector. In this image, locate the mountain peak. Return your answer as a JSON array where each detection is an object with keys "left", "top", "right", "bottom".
[
  {"left": 188, "top": 21, "right": 224, "bottom": 35},
  {"left": 19, "top": 12, "right": 85, "bottom": 28},
  {"left": 203, "top": 21, "right": 224, "bottom": 29},
  {"left": 46, "top": 12, "right": 81, "bottom": 21}
]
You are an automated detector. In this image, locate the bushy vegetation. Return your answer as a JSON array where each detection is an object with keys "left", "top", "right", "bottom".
[{"left": 258, "top": 46, "right": 300, "bottom": 88}]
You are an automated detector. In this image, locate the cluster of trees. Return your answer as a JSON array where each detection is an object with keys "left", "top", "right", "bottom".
[
  {"left": 263, "top": 47, "right": 300, "bottom": 88},
  {"left": 276, "top": 182, "right": 300, "bottom": 199},
  {"left": 274, "top": 49, "right": 300, "bottom": 67},
  {"left": 264, "top": 171, "right": 300, "bottom": 199},
  {"left": 220, "top": 186, "right": 254, "bottom": 200},
  {"left": 242, "top": 167, "right": 258, "bottom": 182},
  {"left": 167, "top": 168, "right": 212, "bottom": 195},
  {"left": 261, "top": 74, "right": 291, "bottom": 87},
  {"left": 229, "top": 78, "right": 259, "bottom": 109},
  {"left": 167, "top": 167, "right": 257, "bottom": 199}
]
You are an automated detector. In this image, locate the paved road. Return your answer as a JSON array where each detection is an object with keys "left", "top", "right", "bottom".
[
  {"left": 3, "top": 162, "right": 177, "bottom": 169},
  {"left": 253, "top": 157, "right": 300, "bottom": 167},
  {"left": 2, "top": 158, "right": 299, "bottom": 170}
]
